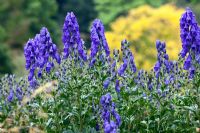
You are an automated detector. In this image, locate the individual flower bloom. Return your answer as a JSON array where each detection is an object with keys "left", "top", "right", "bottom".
[
  {"left": 110, "top": 121, "right": 117, "bottom": 133},
  {"left": 37, "top": 69, "right": 42, "bottom": 78},
  {"left": 111, "top": 60, "right": 117, "bottom": 75},
  {"left": 164, "top": 60, "right": 170, "bottom": 73},
  {"left": 103, "top": 78, "right": 111, "bottom": 89},
  {"left": 89, "top": 58, "right": 96, "bottom": 67},
  {"left": 189, "top": 65, "right": 195, "bottom": 78},
  {"left": 113, "top": 49, "right": 119, "bottom": 58},
  {"left": 157, "top": 88, "right": 162, "bottom": 96},
  {"left": 121, "top": 39, "right": 128, "bottom": 51},
  {"left": 112, "top": 102, "right": 116, "bottom": 109},
  {"left": 16, "top": 87, "right": 23, "bottom": 101},
  {"left": 7, "top": 89, "right": 14, "bottom": 102},
  {"left": 90, "top": 19, "right": 110, "bottom": 58},
  {"left": 113, "top": 112, "right": 121, "bottom": 127},
  {"left": 115, "top": 79, "right": 120, "bottom": 93},
  {"left": 104, "top": 93, "right": 112, "bottom": 105},
  {"left": 183, "top": 54, "right": 192, "bottom": 70},
  {"left": 95, "top": 123, "right": 100, "bottom": 131},
  {"left": 103, "top": 121, "right": 111, "bottom": 133},
  {"left": 154, "top": 61, "right": 160, "bottom": 72},
  {"left": 100, "top": 93, "right": 112, "bottom": 108},
  {"left": 102, "top": 110, "right": 111, "bottom": 122},
  {"left": 195, "top": 54, "right": 200, "bottom": 64},
  {"left": 164, "top": 54, "right": 169, "bottom": 60},
  {"left": 164, "top": 78, "right": 170, "bottom": 85},
  {"left": 45, "top": 62, "right": 53, "bottom": 73},
  {"left": 129, "top": 54, "right": 137, "bottom": 73},
  {"left": 180, "top": 49, "right": 187, "bottom": 58},
  {"left": 29, "top": 77, "right": 38, "bottom": 88},
  {"left": 100, "top": 95, "right": 106, "bottom": 106},
  {"left": 28, "top": 68, "right": 35, "bottom": 81},
  {"left": 148, "top": 82, "right": 153, "bottom": 91},
  {"left": 118, "top": 59, "right": 128, "bottom": 76},
  {"left": 54, "top": 52, "right": 61, "bottom": 64}
]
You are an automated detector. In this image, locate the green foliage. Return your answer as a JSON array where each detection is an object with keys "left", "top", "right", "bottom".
[
  {"left": 0, "top": 44, "right": 13, "bottom": 76},
  {"left": 0, "top": 0, "right": 59, "bottom": 49},
  {"left": 94, "top": 0, "right": 170, "bottom": 26}
]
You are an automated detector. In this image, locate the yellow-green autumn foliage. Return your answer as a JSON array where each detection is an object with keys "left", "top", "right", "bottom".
[{"left": 106, "top": 4, "right": 184, "bottom": 70}]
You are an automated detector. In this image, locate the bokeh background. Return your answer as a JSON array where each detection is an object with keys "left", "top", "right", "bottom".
[{"left": 0, "top": 0, "right": 200, "bottom": 77}]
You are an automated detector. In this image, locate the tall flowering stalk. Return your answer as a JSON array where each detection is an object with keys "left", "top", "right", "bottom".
[
  {"left": 90, "top": 19, "right": 110, "bottom": 66},
  {"left": 24, "top": 27, "right": 60, "bottom": 84},
  {"left": 100, "top": 93, "right": 121, "bottom": 133},
  {"left": 180, "top": 8, "right": 200, "bottom": 77},
  {"left": 62, "top": 12, "right": 87, "bottom": 61},
  {"left": 154, "top": 40, "right": 171, "bottom": 78},
  {"left": 118, "top": 39, "right": 137, "bottom": 77}
]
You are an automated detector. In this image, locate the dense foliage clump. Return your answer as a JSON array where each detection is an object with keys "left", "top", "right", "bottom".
[{"left": 0, "top": 7, "right": 200, "bottom": 133}]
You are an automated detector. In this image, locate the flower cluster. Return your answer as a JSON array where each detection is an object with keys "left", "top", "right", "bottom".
[
  {"left": 118, "top": 40, "right": 137, "bottom": 76},
  {"left": 1, "top": 9, "right": 200, "bottom": 132},
  {"left": 180, "top": 8, "right": 200, "bottom": 77},
  {"left": 0, "top": 75, "right": 26, "bottom": 110},
  {"left": 154, "top": 40, "right": 172, "bottom": 78},
  {"left": 24, "top": 27, "right": 60, "bottom": 84},
  {"left": 100, "top": 93, "right": 121, "bottom": 133},
  {"left": 62, "top": 12, "right": 87, "bottom": 61},
  {"left": 90, "top": 19, "right": 110, "bottom": 66}
]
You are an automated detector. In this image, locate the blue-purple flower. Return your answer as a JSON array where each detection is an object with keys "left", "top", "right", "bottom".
[
  {"left": 62, "top": 12, "right": 87, "bottom": 61},
  {"left": 24, "top": 27, "right": 60, "bottom": 83},
  {"left": 120, "top": 39, "right": 137, "bottom": 74},
  {"left": 154, "top": 40, "right": 171, "bottom": 77},
  {"left": 7, "top": 89, "right": 14, "bottom": 102},
  {"left": 100, "top": 93, "right": 121, "bottom": 132},
  {"left": 118, "top": 58, "right": 128, "bottom": 77},
  {"left": 90, "top": 19, "right": 110, "bottom": 66},
  {"left": 180, "top": 8, "right": 200, "bottom": 77}
]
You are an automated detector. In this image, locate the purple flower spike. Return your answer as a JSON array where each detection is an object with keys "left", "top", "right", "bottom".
[
  {"left": 100, "top": 93, "right": 121, "bottom": 132},
  {"left": 62, "top": 12, "right": 87, "bottom": 61},
  {"left": 103, "top": 78, "right": 111, "bottom": 89},
  {"left": 24, "top": 27, "right": 60, "bottom": 83},
  {"left": 90, "top": 19, "right": 110, "bottom": 59},
  {"left": 118, "top": 59, "right": 128, "bottom": 76},
  {"left": 180, "top": 8, "right": 200, "bottom": 78},
  {"left": 115, "top": 80, "right": 120, "bottom": 93},
  {"left": 129, "top": 51, "right": 137, "bottom": 73}
]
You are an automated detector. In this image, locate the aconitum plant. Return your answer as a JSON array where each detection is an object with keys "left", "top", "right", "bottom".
[
  {"left": 62, "top": 12, "right": 87, "bottom": 61},
  {"left": 24, "top": 27, "right": 60, "bottom": 87},
  {"left": 180, "top": 7, "right": 200, "bottom": 77},
  {"left": 0, "top": 8, "right": 199, "bottom": 133}
]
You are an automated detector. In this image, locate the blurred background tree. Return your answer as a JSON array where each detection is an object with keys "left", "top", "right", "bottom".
[
  {"left": 0, "top": 0, "right": 200, "bottom": 76},
  {"left": 94, "top": 0, "right": 171, "bottom": 27},
  {"left": 106, "top": 4, "right": 184, "bottom": 70},
  {"left": 0, "top": 44, "right": 13, "bottom": 76}
]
